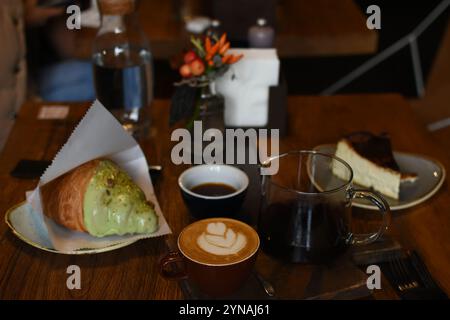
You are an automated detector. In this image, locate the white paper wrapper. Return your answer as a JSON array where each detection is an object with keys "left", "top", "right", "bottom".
[{"left": 26, "top": 100, "right": 171, "bottom": 252}]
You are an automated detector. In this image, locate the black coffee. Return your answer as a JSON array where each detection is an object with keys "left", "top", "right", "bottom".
[
  {"left": 258, "top": 201, "right": 350, "bottom": 263},
  {"left": 191, "top": 183, "right": 237, "bottom": 197}
]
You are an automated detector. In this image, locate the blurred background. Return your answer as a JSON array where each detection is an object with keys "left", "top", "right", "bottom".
[{"left": 1, "top": 0, "right": 450, "bottom": 149}]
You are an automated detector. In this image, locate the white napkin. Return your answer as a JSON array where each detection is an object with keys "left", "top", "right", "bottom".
[
  {"left": 26, "top": 100, "right": 171, "bottom": 252},
  {"left": 215, "top": 49, "right": 280, "bottom": 127}
]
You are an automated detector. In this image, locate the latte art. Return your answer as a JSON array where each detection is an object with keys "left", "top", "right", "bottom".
[
  {"left": 197, "top": 222, "right": 247, "bottom": 256},
  {"left": 178, "top": 217, "right": 259, "bottom": 265}
]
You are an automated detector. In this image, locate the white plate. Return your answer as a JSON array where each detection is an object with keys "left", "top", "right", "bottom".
[
  {"left": 313, "top": 144, "right": 446, "bottom": 211},
  {"left": 5, "top": 202, "right": 138, "bottom": 254}
]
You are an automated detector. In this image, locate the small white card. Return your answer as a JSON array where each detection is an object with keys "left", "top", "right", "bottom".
[{"left": 38, "top": 106, "right": 70, "bottom": 120}]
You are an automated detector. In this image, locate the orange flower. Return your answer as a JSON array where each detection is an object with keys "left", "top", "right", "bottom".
[
  {"left": 206, "top": 42, "right": 220, "bottom": 61},
  {"left": 189, "top": 33, "right": 243, "bottom": 70},
  {"left": 225, "top": 54, "right": 243, "bottom": 64},
  {"left": 205, "top": 36, "right": 212, "bottom": 53},
  {"left": 219, "top": 42, "right": 230, "bottom": 55},
  {"left": 204, "top": 33, "right": 233, "bottom": 62},
  {"left": 222, "top": 55, "right": 232, "bottom": 64},
  {"left": 218, "top": 33, "right": 227, "bottom": 49}
]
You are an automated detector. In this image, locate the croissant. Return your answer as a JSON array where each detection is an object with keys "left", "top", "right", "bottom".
[{"left": 40, "top": 159, "right": 158, "bottom": 237}]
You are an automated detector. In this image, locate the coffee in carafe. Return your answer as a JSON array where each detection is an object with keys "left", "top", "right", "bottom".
[
  {"left": 258, "top": 150, "right": 390, "bottom": 264},
  {"left": 259, "top": 200, "right": 351, "bottom": 263}
]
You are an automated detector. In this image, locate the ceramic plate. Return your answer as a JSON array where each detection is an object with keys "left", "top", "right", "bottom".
[
  {"left": 4, "top": 202, "right": 138, "bottom": 254},
  {"left": 312, "top": 144, "right": 446, "bottom": 211}
]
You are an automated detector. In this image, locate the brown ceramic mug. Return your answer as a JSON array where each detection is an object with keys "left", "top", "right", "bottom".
[{"left": 160, "top": 218, "right": 260, "bottom": 297}]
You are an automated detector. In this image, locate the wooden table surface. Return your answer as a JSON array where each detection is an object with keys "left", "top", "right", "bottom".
[
  {"left": 0, "top": 94, "right": 449, "bottom": 299},
  {"left": 73, "top": 0, "right": 378, "bottom": 60}
]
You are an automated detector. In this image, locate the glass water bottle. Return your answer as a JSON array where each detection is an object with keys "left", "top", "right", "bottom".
[{"left": 93, "top": 0, "right": 153, "bottom": 138}]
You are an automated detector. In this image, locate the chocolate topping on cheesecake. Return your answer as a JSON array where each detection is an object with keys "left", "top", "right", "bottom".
[
  {"left": 343, "top": 132, "right": 400, "bottom": 171},
  {"left": 342, "top": 131, "right": 417, "bottom": 181}
]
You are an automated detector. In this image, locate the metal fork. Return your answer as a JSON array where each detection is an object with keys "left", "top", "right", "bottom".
[{"left": 387, "top": 253, "right": 419, "bottom": 292}]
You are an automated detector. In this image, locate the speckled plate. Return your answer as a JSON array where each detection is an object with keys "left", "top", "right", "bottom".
[
  {"left": 5, "top": 202, "right": 138, "bottom": 254},
  {"left": 313, "top": 144, "right": 446, "bottom": 211}
]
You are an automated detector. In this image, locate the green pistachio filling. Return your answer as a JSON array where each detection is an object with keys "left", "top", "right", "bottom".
[{"left": 83, "top": 160, "right": 158, "bottom": 237}]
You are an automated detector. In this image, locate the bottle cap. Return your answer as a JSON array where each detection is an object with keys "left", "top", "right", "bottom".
[
  {"left": 257, "top": 18, "right": 267, "bottom": 27},
  {"left": 211, "top": 19, "right": 221, "bottom": 28},
  {"left": 98, "top": 0, "right": 135, "bottom": 15},
  {"left": 185, "top": 16, "right": 211, "bottom": 34}
]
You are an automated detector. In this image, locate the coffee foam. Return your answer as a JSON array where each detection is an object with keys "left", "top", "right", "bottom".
[
  {"left": 197, "top": 222, "right": 247, "bottom": 256},
  {"left": 178, "top": 218, "right": 259, "bottom": 266}
]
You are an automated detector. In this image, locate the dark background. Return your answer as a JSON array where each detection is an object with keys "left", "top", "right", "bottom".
[{"left": 25, "top": 0, "right": 450, "bottom": 99}]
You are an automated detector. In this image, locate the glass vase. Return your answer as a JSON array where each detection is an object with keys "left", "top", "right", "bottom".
[
  {"left": 198, "top": 82, "right": 225, "bottom": 133},
  {"left": 188, "top": 80, "right": 225, "bottom": 163},
  {"left": 190, "top": 81, "right": 225, "bottom": 134}
]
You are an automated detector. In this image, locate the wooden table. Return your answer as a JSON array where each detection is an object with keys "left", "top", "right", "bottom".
[
  {"left": 72, "top": 0, "right": 378, "bottom": 60},
  {"left": 0, "top": 94, "right": 449, "bottom": 299}
]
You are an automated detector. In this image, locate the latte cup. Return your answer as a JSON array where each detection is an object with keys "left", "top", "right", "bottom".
[{"left": 160, "top": 218, "right": 260, "bottom": 297}]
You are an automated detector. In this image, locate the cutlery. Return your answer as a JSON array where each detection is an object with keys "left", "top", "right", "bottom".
[
  {"left": 149, "top": 165, "right": 163, "bottom": 181},
  {"left": 254, "top": 271, "right": 275, "bottom": 297},
  {"left": 381, "top": 251, "right": 448, "bottom": 299},
  {"left": 149, "top": 165, "right": 163, "bottom": 172},
  {"left": 386, "top": 253, "right": 419, "bottom": 292}
]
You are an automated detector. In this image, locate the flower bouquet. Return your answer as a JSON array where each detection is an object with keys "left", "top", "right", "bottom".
[
  {"left": 170, "top": 33, "right": 243, "bottom": 127},
  {"left": 177, "top": 33, "right": 243, "bottom": 86}
]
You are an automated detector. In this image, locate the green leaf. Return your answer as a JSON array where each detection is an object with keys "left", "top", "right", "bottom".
[{"left": 190, "top": 36, "right": 206, "bottom": 57}]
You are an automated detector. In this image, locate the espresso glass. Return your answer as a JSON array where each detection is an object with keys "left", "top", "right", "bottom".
[{"left": 258, "top": 150, "right": 391, "bottom": 263}]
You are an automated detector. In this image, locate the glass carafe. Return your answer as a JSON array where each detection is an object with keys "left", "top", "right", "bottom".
[
  {"left": 259, "top": 151, "right": 391, "bottom": 263},
  {"left": 93, "top": 0, "right": 153, "bottom": 138}
]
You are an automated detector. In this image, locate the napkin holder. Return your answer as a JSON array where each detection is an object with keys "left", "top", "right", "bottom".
[
  {"left": 216, "top": 49, "right": 287, "bottom": 136},
  {"left": 223, "top": 72, "right": 287, "bottom": 137}
]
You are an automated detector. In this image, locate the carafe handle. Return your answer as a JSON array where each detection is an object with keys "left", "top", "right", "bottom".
[{"left": 347, "top": 188, "right": 391, "bottom": 245}]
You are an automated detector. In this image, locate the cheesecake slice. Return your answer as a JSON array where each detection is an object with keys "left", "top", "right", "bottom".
[{"left": 332, "top": 132, "right": 417, "bottom": 199}]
